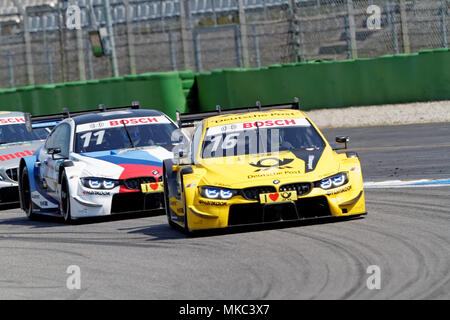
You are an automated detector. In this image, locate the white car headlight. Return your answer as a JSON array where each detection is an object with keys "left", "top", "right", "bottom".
[
  {"left": 201, "top": 186, "right": 237, "bottom": 200},
  {"left": 102, "top": 180, "right": 116, "bottom": 189},
  {"left": 82, "top": 177, "right": 119, "bottom": 190}
]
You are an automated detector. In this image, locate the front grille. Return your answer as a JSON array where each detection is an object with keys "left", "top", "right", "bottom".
[
  {"left": 123, "top": 176, "right": 157, "bottom": 190},
  {"left": 279, "top": 182, "right": 313, "bottom": 196},
  {"left": 111, "top": 192, "right": 164, "bottom": 214},
  {"left": 241, "top": 186, "right": 276, "bottom": 201},
  {"left": 6, "top": 168, "right": 18, "bottom": 182},
  {"left": 228, "top": 196, "right": 331, "bottom": 226},
  {"left": 296, "top": 196, "right": 331, "bottom": 218},
  {"left": 229, "top": 203, "right": 264, "bottom": 225},
  {"left": 0, "top": 186, "right": 19, "bottom": 203}
]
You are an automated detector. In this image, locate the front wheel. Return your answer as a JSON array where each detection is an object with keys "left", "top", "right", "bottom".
[
  {"left": 163, "top": 163, "right": 176, "bottom": 229},
  {"left": 20, "top": 169, "right": 35, "bottom": 220},
  {"left": 180, "top": 175, "right": 193, "bottom": 236},
  {"left": 60, "top": 173, "right": 72, "bottom": 223}
]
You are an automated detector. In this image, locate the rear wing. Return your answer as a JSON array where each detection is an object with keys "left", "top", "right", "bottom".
[
  {"left": 176, "top": 99, "right": 300, "bottom": 128},
  {"left": 25, "top": 101, "right": 140, "bottom": 132}
]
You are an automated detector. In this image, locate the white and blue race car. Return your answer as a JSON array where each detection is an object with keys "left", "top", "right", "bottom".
[
  {"left": 18, "top": 104, "right": 183, "bottom": 222},
  {"left": 0, "top": 111, "right": 48, "bottom": 206}
]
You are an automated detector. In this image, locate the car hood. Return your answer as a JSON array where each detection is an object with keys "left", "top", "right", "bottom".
[
  {"left": 0, "top": 140, "right": 43, "bottom": 169},
  {"left": 77, "top": 146, "right": 173, "bottom": 179},
  {"left": 198, "top": 148, "right": 340, "bottom": 188}
]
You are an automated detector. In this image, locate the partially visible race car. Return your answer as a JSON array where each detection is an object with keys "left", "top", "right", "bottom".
[
  {"left": 0, "top": 111, "right": 48, "bottom": 206},
  {"left": 19, "top": 103, "right": 184, "bottom": 222},
  {"left": 163, "top": 101, "right": 366, "bottom": 234}
]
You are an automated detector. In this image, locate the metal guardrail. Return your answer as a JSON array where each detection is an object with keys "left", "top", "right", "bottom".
[
  {"left": 3, "top": 0, "right": 321, "bottom": 32},
  {"left": 0, "top": 0, "right": 448, "bottom": 88}
]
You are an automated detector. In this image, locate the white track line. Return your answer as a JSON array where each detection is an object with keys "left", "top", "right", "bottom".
[{"left": 364, "top": 178, "right": 450, "bottom": 188}]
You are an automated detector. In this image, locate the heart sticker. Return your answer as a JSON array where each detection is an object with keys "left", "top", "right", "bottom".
[
  {"left": 150, "top": 183, "right": 159, "bottom": 190},
  {"left": 269, "top": 193, "right": 279, "bottom": 201}
]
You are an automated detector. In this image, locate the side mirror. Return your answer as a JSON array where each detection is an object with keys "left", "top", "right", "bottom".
[
  {"left": 47, "top": 147, "right": 62, "bottom": 159},
  {"left": 335, "top": 136, "right": 349, "bottom": 149}
]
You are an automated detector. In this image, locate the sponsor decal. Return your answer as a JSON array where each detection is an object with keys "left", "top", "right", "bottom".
[
  {"left": 0, "top": 117, "right": 25, "bottom": 125},
  {"left": 248, "top": 169, "right": 303, "bottom": 179},
  {"left": 243, "top": 118, "right": 309, "bottom": 129},
  {"left": 206, "top": 118, "right": 310, "bottom": 136},
  {"left": 291, "top": 149, "right": 324, "bottom": 173},
  {"left": 76, "top": 116, "right": 171, "bottom": 133},
  {"left": 259, "top": 191, "right": 297, "bottom": 203},
  {"left": 326, "top": 185, "right": 352, "bottom": 195},
  {"left": 141, "top": 182, "right": 163, "bottom": 193},
  {"left": 198, "top": 199, "right": 227, "bottom": 206},
  {"left": 0, "top": 150, "right": 34, "bottom": 162},
  {"left": 249, "top": 157, "right": 294, "bottom": 172},
  {"left": 211, "top": 111, "right": 297, "bottom": 124},
  {"left": 307, "top": 155, "right": 315, "bottom": 171},
  {"left": 82, "top": 190, "right": 111, "bottom": 196}
]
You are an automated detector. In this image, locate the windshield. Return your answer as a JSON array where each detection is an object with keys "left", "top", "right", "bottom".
[
  {"left": 74, "top": 116, "right": 178, "bottom": 153},
  {"left": 201, "top": 118, "right": 325, "bottom": 158},
  {"left": 0, "top": 124, "right": 48, "bottom": 144}
]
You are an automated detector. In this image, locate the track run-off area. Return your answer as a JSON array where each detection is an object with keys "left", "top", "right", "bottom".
[{"left": 0, "top": 122, "right": 449, "bottom": 299}]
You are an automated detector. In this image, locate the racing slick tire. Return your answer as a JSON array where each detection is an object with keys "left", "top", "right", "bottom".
[
  {"left": 180, "top": 174, "right": 193, "bottom": 236},
  {"left": 20, "top": 168, "right": 35, "bottom": 220},
  {"left": 163, "top": 161, "right": 177, "bottom": 229},
  {"left": 60, "top": 172, "right": 72, "bottom": 223}
]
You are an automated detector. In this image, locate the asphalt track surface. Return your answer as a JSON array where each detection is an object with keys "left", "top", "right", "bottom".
[{"left": 0, "top": 122, "right": 449, "bottom": 299}]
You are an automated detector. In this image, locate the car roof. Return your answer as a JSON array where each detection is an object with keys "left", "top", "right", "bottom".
[
  {"left": 0, "top": 111, "right": 24, "bottom": 118},
  {"left": 202, "top": 108, "right": 307, "bottom": 128},
  {"left": 72, "top": 109, "right": 167, "bottom": 125}
]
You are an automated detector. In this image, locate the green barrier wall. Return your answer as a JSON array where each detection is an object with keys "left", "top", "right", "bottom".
[
  {"left": 194, "top": 48, "right": 450, "bottom": 111},
  {"left": 0, "top": 49, "right": 448, "bottom": 117},
  {"left": 0, "top": 71, "right": 192, "bottom": 119}
]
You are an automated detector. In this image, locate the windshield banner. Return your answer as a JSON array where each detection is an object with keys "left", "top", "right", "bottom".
[
  {"left": 206, "top": 118, "right": 310, "bottom": 136},
  {"left": 76, "top": 116, "right": 171, "bottom": 133},
  {"left": 0, "top": 117, "right": 25, "bottom": 125}
]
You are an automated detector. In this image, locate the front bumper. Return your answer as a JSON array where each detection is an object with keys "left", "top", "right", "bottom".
[
  {"left": 185, "top": 184, "right": 366, "bottom": 230},
  {"left": 70, "top": 190, "right": 164, "bottom": 218},
  {"left": 110, "top": 192, "right": 164, "bottom": 214},
  {"left": 68, "top": 172, "right": 165, "bottom": 219},
  {"left": 0, "top": 185, "right": 19, "bottom": 205}
]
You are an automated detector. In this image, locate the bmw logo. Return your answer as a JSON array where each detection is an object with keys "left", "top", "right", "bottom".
[
  {"left": 273, "top": 180, "right": 280, "bottom": 184},
  {"left": 152, "top": 170, "right": 159, "bottom": 175}
]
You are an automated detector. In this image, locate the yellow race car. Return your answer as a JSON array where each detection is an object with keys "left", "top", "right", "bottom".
[{"left": 163, "top": 101, "right": 366, "bottom": 234}]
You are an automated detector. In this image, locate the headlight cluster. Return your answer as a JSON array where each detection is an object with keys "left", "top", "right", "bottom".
[
  {"left": 81, "top": 177, "right": 119, "bottom": 190},
  {"left": 316, "top": 172, "right": 348, "bottom": 190},
  {"left": 200, "top": 186, "right": 238, "bottom": 200}
]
